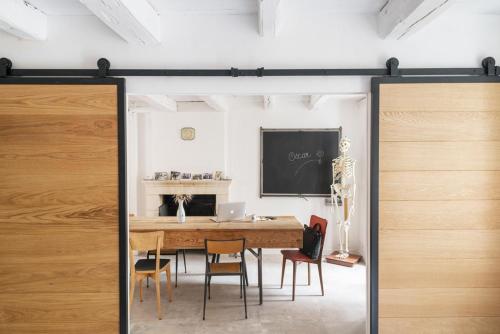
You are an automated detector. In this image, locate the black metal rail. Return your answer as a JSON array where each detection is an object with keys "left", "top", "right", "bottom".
[{"left": 0, "top": 57, "right": 498, "bottom": 78}]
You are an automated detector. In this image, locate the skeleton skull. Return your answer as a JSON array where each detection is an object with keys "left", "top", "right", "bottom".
[{"left": 339, "top": 137, "right": 351, "bottom": 154}]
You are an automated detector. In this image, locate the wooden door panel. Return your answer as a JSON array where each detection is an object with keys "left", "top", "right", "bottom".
[
  {"left": 379, "top": 317, "right": 500, "bottom": 334},
  {"left": 380, "top": 171, "right": 500, "bottom": 201},
  {"left": 380, "top": 200, "right": 500, "bottom": 230},
  {"left": 380, "top": 258, "right": 500, "bottom": 288},
  {"left": 379, "top": 83, "right": 500, "bottom": 113},
  {"left": 0, "top": 82, "right": 123, "bottom": 333},
  {"left": 380, "top": 141, "right": 500, "bottom": 171},
  {"left": 377, "top": 81, "right": 500, "bottom": 333},
  {"left": 380, "top": 111, "right": 500, "bottom": 142},
  {"left": 380, "top": 288, "right": 500, "bottom": 317}
]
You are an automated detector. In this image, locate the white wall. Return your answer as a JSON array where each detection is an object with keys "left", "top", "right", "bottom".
[
  {"left": 131, "top": 96, "right": 368, "bottom": 256},
  {"left": 1, "top": 8, "right": 498, "bottom": 263}
]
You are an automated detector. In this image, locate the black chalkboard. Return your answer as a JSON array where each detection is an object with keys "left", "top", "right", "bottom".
[{"left": 260, "top": 128, "right": 341, "bottom": 197}]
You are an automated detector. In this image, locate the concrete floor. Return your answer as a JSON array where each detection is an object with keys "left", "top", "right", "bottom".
[{"left": 130, "top": 252, "right": 366, "bottom": 334}]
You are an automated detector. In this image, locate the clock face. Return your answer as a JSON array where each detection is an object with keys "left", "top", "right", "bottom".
[{"left": 181, "top": 127, "right": 195, "bottom": 140}]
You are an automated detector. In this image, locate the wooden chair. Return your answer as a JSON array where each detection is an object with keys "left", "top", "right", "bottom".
[
  {"left": 130, "top": 231, "right": 173, "bottom": 320},
  {"left": 147, "top": 249, "right": 187, "bottom": 288},
  {"left": 203, "top": 239, "right": 247, "bottom": 320},
  {"left": 280, "top": 215, "right": 328, "bottom": 301}
]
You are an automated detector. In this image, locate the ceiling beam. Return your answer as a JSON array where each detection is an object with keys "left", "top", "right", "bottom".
[
  {"left": 129, "top": 95, "right": 177, "bottom": 112},
  {"left": 200, "top": 96, "right": 228, "bottom": 112},
  {"left": 0, "top": 0, "right": 47, "bottom": 40},
  {"left": 309, "top": 95, "right": 331, "bottom": 111},
  {"left": 258, "top": 0, "right": 282, "bottom": 37},
  {"left": 378, "top": 0, "right": 453, "bottom": 40},
  {"left": 79, "top": 0, "right": 161, "bottom": 45}
]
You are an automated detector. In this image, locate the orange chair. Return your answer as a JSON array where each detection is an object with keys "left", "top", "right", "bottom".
[{"left": 280, "top": 215, "right": 328, "bottom": 301}]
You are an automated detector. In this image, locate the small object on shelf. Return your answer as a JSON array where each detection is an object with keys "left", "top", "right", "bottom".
[
  {"left": 203, "top": 173, "right": 213, "bottom": 180},
  {"left": 170, "top": 171, "right": 181, "bottom": 180},
  {"left": 214, "top": 171, "right": 224, "bottom": 180},
  {"left": 181, "top": 173, "right": 192, "bottom": 180},
  {"left": 192, "top": 174, "right": 203, "bottom": 180},
  {"left": 325, "top": 251, "right": 361, "bottom": 267},
  {"left": 155, "top": 172, "right": 170, "bottom": 180}
]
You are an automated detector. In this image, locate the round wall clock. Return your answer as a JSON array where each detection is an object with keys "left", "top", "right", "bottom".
[{"left": 181, "top": 127, "right": 195, "bottom": 140}]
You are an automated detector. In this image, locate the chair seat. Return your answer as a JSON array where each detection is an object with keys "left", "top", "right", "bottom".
[
  {"left": 135, "top": 259, "right": 170, "bottom": 272},
  {"left": 209, "top": 262, "right": 241, "bottom": 274},
  {"left": 147, "top": 249, "right": 177, "bottom": 256},
  {"left": 281, "top": 249, "right": 315, "bottom": 263}
]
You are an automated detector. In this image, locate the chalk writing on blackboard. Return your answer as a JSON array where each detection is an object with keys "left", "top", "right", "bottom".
[{"left": 293, "top": 150, "right": 325, "bottom": 176}]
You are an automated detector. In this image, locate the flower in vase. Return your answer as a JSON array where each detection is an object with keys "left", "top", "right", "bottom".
[{"left": 174, "top": 194, "right": 192, "bottom": 204}]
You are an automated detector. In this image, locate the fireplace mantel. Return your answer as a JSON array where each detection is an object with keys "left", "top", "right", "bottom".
[{"left": 142, "top": 180, "right": 231, "bottom": 217}]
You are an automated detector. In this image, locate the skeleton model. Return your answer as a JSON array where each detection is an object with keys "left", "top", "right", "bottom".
[{"left": 330, "top": 137, "right": 356, "bottom": 259}]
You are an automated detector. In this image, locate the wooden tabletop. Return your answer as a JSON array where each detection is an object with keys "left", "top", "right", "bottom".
[
  {"left": 129, "top": 216, "right": 303, "bottom": 231},
  {"left": 129, "top": 216, "right": 303, "bottom": 249}
]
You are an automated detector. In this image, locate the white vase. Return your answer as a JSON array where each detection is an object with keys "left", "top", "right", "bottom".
[{"left": 177, "top": 199, "right": 186, "bottom": 223}]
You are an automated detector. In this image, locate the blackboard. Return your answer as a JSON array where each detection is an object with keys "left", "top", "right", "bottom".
[{"left": 260, "top": 128, "right": 341, "bottom": 197}]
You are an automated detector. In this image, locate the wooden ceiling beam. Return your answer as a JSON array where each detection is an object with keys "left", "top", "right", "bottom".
[
  {"left": 79, "top": 0, "right": 161, "bottom": 45},
  {"left": 378, "top": 0, "right": 453, "bottom": 40},
  {"left": 0, "top": 0, "right": 47, "bottom": 40}
]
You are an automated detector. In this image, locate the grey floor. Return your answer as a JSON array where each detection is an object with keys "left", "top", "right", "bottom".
[{"left": 130, "top": 252, "right": 366, "bottom": 334}]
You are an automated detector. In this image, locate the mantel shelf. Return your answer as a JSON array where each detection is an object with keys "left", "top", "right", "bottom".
[{"left": 142, "top": 179, "right": 231, "bottom": 186}]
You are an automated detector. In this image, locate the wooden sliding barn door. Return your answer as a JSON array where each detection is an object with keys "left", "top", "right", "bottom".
[
  {"left": 0, "top": 79, "right": 127, "bottom": 334},
  {"left": 371, "top": 77, "right": 500, "bottom": 334}
]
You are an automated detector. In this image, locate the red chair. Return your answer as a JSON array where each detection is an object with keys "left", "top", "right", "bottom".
[{"left": 280, "top": 215, "right": 328, "bottom": 301}]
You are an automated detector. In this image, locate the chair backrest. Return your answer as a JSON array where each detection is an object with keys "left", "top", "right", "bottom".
[
  {"left": 205, "top": 239, "right": 245, "bottom": 255},
  {"left": 130, "top": 231, "right": 164, "bottom": 252},
  {"left": 309, "top": 215, "right": 328, "bottom": 256},
  {"left": 129, "top": 231, "right": 164, "bottom": 274}
]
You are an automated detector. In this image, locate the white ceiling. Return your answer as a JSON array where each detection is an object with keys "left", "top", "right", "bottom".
[{"left": 25, "top": 0, "right": 500, "bottom": 17}]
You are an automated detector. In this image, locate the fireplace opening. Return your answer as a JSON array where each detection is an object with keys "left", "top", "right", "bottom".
[{"left": 159, "top": 194, "right": 216, "bottom": 217}]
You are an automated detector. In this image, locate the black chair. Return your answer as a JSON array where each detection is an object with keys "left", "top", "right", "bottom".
[
  {"left": 203, "top": 239, "right": 247, "bottom": 320},
  {"left": 147, "top": 249, "right": 186, "bottom": 288}
]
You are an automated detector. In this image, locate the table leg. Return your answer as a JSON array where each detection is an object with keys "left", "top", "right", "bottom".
[{"left": 258, "top": 248, "right": 263, "bottom": 305}]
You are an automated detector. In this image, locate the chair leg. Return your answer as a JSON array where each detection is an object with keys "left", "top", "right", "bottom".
[
  {"left": 203, "top": 273, "right": 208, "bottom": 320},
  {"left": 155, "top": 274, "right": 162, "bottom": 320},
  {"left": 240, "top": 273, "right": 243, "bottom": 298},
  {"left": 208, "top": 276, "right": 211, "bottom": 300},
  {"left": 307, "top": 263, "right": 311, "bottom": 286},
  {"left": 244, "top": 257, "right": 249, "bottom": 286},
  {"left": 166, "top": 266, "right": 173, "bottom": 302},
  {"left": 292, "top": 261, "right": 297, "bottom": 301},
  {"left": 146, "top": 252, "right": 150, "bottom": 288},
  {"left": 280, "top": 255, "right": 286, "bottom": 289},
  {"left": 139, "top": 277, "right": 144, "bottom": 302},
  {"left": 182, "top": 250, "right": 187, "bottom": 273},
  {"left": 175, "top": 251, "right": 178, "bottom": 288},
  {"left": 318, "top": 262, "right": 324, "bottom": 296},
  {"left": 242, "top": 273, "right": 247, "bottom": 319},
  {"left": 129, "top": 274, "right": 135, "bottom": 309}
]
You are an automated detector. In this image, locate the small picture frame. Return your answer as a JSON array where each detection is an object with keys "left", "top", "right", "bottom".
[
  {"left": 203, "top": 173, "right": 213, "bottom": 180},
  {"left": 192, "top": 174, "right": 203, "bottom": 180},
  {"left": 181, "top": 173, "right": 192, "bottom": 180},
  {"left": 170, "top": 171, "right": 181, "bottom": 180},
  {"left": 155, "top": 172, "right": 170, "bottom": 181},
  {"left": 214, "top": 171, "right": 224, "bottom": 180}
]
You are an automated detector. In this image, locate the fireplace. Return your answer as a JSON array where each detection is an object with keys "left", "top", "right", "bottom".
[
  {"left": 159, "top": 194, "right": 216, "bottom": 216},
  {"left": 142, "top": 180, "right": 231, "bottom": 217}
]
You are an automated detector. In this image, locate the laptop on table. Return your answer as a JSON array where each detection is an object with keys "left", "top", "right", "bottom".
[{"left": 210, "top": 202, "right": 246, "bottom": 222}]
